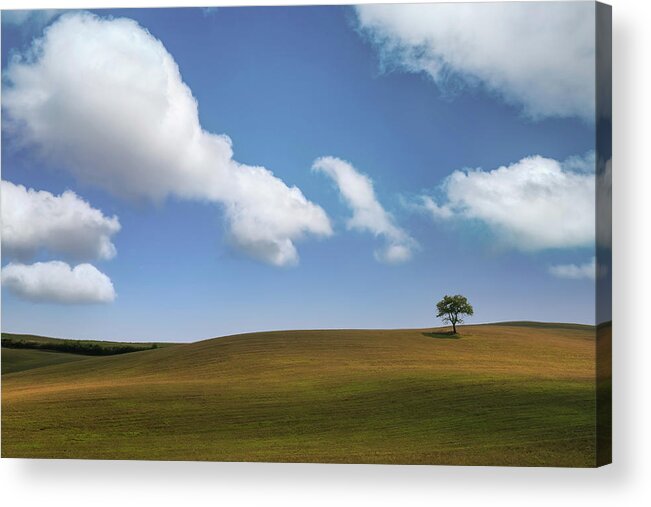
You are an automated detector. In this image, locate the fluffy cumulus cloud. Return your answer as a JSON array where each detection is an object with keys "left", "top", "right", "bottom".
[
  {"left": 1, "top": 180, "right": 120, "bottom": 262},
  {"left": 1, "top": 261, "right": 116, "bottom": 304},
  {"left": 1, "top": 180, "right": 119, "bottom": 304},
  {"left": 3, "top": 12, "right": 331, "bottom": 267},
  {"left": 549, "top": 257, "right": 596, "bottom": 281},
  {"left": 421, "top": 154, "right": 596, "bottom": 251},
  {"left": 355, "top": 2, "right": 595, "bottom": 121},
  {"left": 312, "top": 156, "right": 416, "bottom": 264}
]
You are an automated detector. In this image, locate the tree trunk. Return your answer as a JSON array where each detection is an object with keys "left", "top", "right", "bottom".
[{"left": 452, "top": 321, "right": 457, "bottom": 334}]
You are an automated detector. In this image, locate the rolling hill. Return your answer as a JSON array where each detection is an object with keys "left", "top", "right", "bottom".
[
  {"left": 1, "top": 323, "right": 602, "bottom": 466},
  {"left": 2, "top": 348, "right": 91, "bottom": 375}
]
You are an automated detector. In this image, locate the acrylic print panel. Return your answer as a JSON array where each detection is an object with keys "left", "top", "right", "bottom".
[{"left": 1, "top": 2, "right": 611, "bottom": 467}]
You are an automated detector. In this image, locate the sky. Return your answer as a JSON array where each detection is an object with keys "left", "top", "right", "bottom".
[{"left": 0, "top": 4, "right": 607, "bottom": 341}]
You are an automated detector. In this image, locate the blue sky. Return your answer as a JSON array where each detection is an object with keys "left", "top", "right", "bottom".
[{"left": 1, "top": 4, "right": 602, "bottom": 341}]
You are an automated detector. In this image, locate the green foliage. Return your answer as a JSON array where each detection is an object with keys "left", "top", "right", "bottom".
[
  {"left": 1, "top": 333, "right": 164, "bottom": 356},
  {"left": 436, "top": 294, "right": 474, "bottom": 334}
]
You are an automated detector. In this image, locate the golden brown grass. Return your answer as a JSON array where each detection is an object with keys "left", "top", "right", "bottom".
[{"left": 2, "top": 324, "right": 599, "bottom": 466}]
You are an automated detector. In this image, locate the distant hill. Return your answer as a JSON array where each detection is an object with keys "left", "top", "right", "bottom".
[
  {"left": 2, "top": 348, "right": 91, "bottom": 375},
  {"left": 1, "top": 332, "right": 176, "bottom": 357},
  {"left": 2, "top": 323, "right": 602, "bottom": 466},
  {"left": 486, "top": 321, "right": 595, "bottom": 331}
]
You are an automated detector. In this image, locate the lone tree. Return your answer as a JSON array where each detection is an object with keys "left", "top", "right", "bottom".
[{"left": 436, "top": 294, "right": 474, "bottom": 334}]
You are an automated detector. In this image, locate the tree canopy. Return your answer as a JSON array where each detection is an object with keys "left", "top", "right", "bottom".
[{"left": 436, "top": 295, "right": 474, "bottom": 334}]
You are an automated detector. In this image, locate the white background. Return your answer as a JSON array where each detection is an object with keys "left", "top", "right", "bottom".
[{"left": 0, "top": 0, "right": 649, "bottom": 505}]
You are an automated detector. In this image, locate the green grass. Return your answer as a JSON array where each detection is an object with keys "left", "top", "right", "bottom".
[
  {"left": 2, "top": 348, "right": 90, "bottom": 374},
  {"left": 1, "top": 323, "right": 601, "bottom": 466}
]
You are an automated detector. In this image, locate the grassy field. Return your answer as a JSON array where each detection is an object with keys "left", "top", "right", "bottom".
[
  {"left": 2, "top": 348, "right": 91, "bottom": 375},
  {"left": 2, "top": 333, "right": 174, "bottom": 356},
  {"left": 1, "top": 323, "right": 601, "bottom": 466}
]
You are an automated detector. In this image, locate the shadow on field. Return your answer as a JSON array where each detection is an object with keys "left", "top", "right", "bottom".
[{"left": 421, "top": 332, "right": 460, "bottom": 340}]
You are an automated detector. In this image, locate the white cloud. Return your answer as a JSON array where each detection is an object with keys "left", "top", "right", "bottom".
[
  {"left": 1, "top": 261, "right": 116, "bottom": 304},
  {"left": 2, "top": 9, "right": 61, "bottom": 29},
  {"left": 422, "top": 154, "right": 595, "bottom": 251},
  {"left": 312, "top": 156, "right": 416, "bottom": 264},
  {"left": 377, "top": 243, "right": 412, "bottom": 264},
  {"left": 355, "top": 2, "right": 595, "bottom": 121},
  {"left": 1, "top": 180, "right": 120, "bottom": 262},
  {"left": 563, "top": 151, "right": 597, "bottom": 174},
  {"left": 1, "top": 180, "right": 119, "bottom": 303},
  {"left": 2, "top": 12, "right": 331, "bottom": 267},
  {"left": 549, "top": 257, "right": 596, "bottom": 280},
  {"left": 421, "top": 196, "right": 453, "bottom": 220}
]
